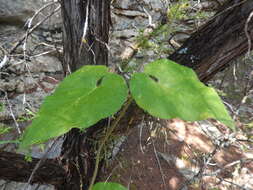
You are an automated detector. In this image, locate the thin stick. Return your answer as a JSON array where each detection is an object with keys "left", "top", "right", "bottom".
[
  {"left": 9, "top": 5, "right": 61, "bottom": 54},
  {"left": 87, "top": 97, "right": 133, "bottom": 190},
  {"left": 0, "top": 88, "right": 21, "bottom": 134},
  {"left": 139, "top": 116, "right": 145, "bottom": 154},
  {"left": 23, "top": 139, "right": 60, "bottom": 190},
  {"left": 149, "top": 123, "right": 167, "bottom": 190},
  {"left": 244, "top": 10, "right": 253, "bottom": 57}
]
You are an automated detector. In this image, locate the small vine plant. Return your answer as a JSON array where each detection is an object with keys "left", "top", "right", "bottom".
[{"left": 2, "top": 59, "right": 235, "bottom": 190}]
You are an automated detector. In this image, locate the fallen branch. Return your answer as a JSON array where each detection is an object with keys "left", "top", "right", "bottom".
[{"left": 0, "top": 151, "right": 66, "bottom": 186}]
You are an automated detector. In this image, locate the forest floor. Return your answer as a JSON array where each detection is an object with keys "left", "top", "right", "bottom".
[
  {"left": 99, "top": 63, "right": 253, "bottom": 190},
  {"left": 99, "top": 118, "right": 253, "bottom": 190}
]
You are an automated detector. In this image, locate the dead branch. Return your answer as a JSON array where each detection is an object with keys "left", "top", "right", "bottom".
[{"left": 0, "top": 151, "right": 66, "bottom": 186}]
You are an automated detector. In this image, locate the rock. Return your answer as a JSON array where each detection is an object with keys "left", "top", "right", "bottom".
[
  {"left": 0, "top": 89, "right": 51, "bottom": 121},
  {"left": 0, "top": 0, "right": 61, "bottom": 29},
  {"left": 0, "top": 25, "right": 24, "bottom": 48},
  {"left": 16, "top": 81, "right": 25, "bottom": 94},
  {"left": 31, "top": 138, "right": 63, "bottom": 159},
  {"left": 113, "top": 29, "right": 138, "bottom": 39},
  {"left": 32, "top": 56, "right": 63, "bottom": 73},
  {"left": 113, "top": 9, "right": 147, "bottom": 17},
  {"left": 9, "top": 56, "right": 63, "bottom": 74},
  {"left": 112, "top": 0, "right": 139, "bottom": 10},
  {"left": 112, "top": 0, "right": 166, "bottom": 11},
  {"left": 0, "top": 181, "right": 53, "bottom": 190},
  {"left": 0, "top": 0, "right": 38, "bottom": 24},
  {"left": 21, "top": 76, "right": 38, "bottom": 94},
  {"left": 0, "top": 79, "right": 18, "bottom": 92}
]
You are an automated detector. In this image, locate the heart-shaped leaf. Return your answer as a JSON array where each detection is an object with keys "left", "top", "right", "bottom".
[
  {"left": 130, "top": 59, "right": 235, "bottom": 129},
  {"left": 20, "top": 66, "right": 128, "bottom": 148}
]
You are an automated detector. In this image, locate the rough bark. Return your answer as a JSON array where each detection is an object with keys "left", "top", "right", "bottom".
[
  {"left": 169, "top": 0, "right": 253, "bottom": 82},
  {"left": 59, "top": 0, "right": 112, "bottom": 189},
  {"left": 61, "top": 0, "right": 110, "bottom": 73},
  {"left": 0, "top": 151, "right": 66, "bottom": 186}
]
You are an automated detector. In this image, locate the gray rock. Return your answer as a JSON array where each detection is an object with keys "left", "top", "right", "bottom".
[
  {"left": 112, "top": 0, "right": 166, "bottom": 11},
  {"left": 0, "top": 0, "right": 61, "bottom": 29},
  {"left": 112, "top": 0, "right": 139, "bottom": 10},
  {"left": 0, "top": 88, "right": 51, "bottom": 122},
  {"left": 31, "top": 56, "right": 63, "bottom": 73},
  {"left": 0, "top": 0, "right": 39, "bottom": 24},
  {"left": 113, "top": 9, "right": 147, "bottom": 17},
  {"left": 0, "top": 80, "right": 17, "bottom": 92},
  {"left": 113, "top": 29, "right": 138, "bottom": 39},
  {"left": 0, "top": 180, "right": 53, "bottom": 190},
  {"left": 16, "top": 81, "right": 25, "bottom": 94},
  {"left": 9, "top": 56, "right": 62, "bottom": 74}
]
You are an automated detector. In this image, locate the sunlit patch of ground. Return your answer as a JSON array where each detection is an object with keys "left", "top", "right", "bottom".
[{"left": 99, "top": 118, "right": 253, "bottom": 190}]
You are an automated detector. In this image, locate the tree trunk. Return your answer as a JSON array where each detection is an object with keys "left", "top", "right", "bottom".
[
  {"left": 169, "top": 0, "right": 253, "bottom": 82},
  {"left": 59, "top": 0, "right": 111, "bottom": 189},
  {"left": 0, "top": 0, "right": 252, "bottom": 189},
  {"left": 61, "top": 0, "right": 110, "bottom": 73}
]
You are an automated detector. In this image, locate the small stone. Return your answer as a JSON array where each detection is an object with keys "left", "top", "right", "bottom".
[{"left": 16, "top": 81, "right": 25, "bottom": 93}]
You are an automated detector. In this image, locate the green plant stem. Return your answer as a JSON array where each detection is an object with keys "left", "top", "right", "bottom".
[{"left": 87, "top": 97, "right": 133, "bottom": 190}]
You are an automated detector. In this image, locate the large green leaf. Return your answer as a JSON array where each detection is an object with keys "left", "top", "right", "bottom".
[
  {"left": 130, "top": 59, "right": 235, "bottom": 129},
  {"left": 20, "top": 66, "right": 128, "bottom": 148},
  {"left": 92, "top": 182, "right": 127, "bottom": 190}
]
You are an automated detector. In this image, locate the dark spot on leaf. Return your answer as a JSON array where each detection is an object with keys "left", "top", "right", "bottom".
[
  {"left": 148, "top": 75, "right": 159, "bottom": 82},
  {"left": 96, "top": 76, "right": 104, "bottom": 87}
]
